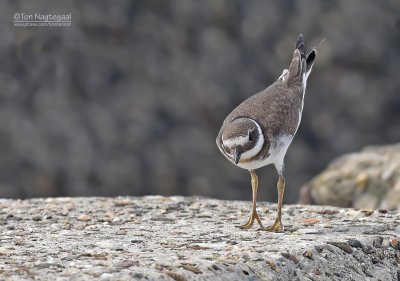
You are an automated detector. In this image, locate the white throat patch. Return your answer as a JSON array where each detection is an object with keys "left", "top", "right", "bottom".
[
  {"left": 222, "top": 119, "right": 264, "bottom": 161},
  {"left": 240, "top": 120, "right": 264, "bottom": 160}
]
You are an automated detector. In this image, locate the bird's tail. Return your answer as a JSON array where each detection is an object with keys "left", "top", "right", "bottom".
[
  {"left": 306, "top": 38, "right": 324, "bottom": 74},
  {"left": 295, "top": 34, "right": 306, "bottom": 61},
  {"left": 286, "top": 34, "right": 319, "bottom": 87}
]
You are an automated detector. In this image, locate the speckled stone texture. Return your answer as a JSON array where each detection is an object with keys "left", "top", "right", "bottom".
[{"left": 0, "top": 196, "right": 400, "bottom": 280}]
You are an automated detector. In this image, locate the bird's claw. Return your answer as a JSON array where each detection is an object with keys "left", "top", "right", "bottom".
[
  {"left": 262, "top": 218, "right": 284, "bottom": 232},
  {"left": 236, "top": 211, "right": 264, "bottom": 229}
]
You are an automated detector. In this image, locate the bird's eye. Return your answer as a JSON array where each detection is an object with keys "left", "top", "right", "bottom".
[{"left": 248, "top": 131, "right": 254, "bottom": 142}]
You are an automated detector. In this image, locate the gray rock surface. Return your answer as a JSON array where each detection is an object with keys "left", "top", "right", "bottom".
[
  {"left": 1, "top": 196, "right": 400, "bottom": 280},
  {"left": 300, "top": 143, "right": 400, "bottom": 210}
]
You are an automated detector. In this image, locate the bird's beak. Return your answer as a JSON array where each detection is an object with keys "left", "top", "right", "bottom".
[{"left": 233, "top": 148, "right": 241, "bottom": 164}]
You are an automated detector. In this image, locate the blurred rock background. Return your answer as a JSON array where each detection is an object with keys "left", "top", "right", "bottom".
[
  {"left": 300, "top": 143, "right": 400, "bottom": 209},
  {"left": 0, "top": 0, "right": 399, "bottom": 203}
]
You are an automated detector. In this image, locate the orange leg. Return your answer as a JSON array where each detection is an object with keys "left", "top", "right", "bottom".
[
  {"left": 263, "top": 175, "right": 285, "bottom": 232},
  {"left": 238, "top": 170, "right": 264, "bottom": 229}
]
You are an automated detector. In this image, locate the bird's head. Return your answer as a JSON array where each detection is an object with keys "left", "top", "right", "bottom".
[{"left": 218, "top": 118, "right": 264, "bottom": 165}]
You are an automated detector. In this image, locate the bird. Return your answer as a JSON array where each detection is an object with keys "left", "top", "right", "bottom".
[{"left": 216, "top": 34, "right": 317, "bottom": 232}]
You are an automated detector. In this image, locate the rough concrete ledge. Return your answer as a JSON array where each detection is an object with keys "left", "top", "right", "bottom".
[{"left": 0, "top": 196, "right": 400, "bottom": 281}]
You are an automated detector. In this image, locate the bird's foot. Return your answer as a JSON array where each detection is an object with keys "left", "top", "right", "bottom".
[
  {"left": 262, "top": 218, "right": 284, "bottom": 232},
  {"left": 237, "top": 211, "right": 264, "bottom": 229}
]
